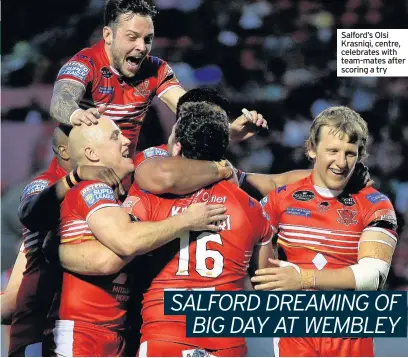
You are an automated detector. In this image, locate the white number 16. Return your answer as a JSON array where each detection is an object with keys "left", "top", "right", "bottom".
[{"left": 176, "top": 232, "right": 224, "bottom": 278}]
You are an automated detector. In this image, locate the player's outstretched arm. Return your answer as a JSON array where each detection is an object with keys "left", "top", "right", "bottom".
[
  {"left": 19, "top": 166, "right": 124, "bottom": 232},
  {"left": 88, "top": 202, "right": 227, "bottom": 257},
  {"left": 159, "top": 86, "right": 186, "bottom": 114},
  {"left": 241, "top": 170, "right": 311, "bottom": 198},
  {"left": 50, "top": 80, "right": 106, "bottom": 126},
  {"left": 50, "top": 80, "right": 86, "bottom": 125},
  {"left": 59, "top": 240, "right": 129, "bottom": 276},
  {"left": 252, "top": 231, "right": 396, "bottom": 291},
  {"left": 135, "top": 157, "right": 232, "bottom": 195},
  {"left": 1, "top": 251, "right": 26, "bottom": 324}
]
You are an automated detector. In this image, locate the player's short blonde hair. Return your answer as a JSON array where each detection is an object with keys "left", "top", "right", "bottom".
[{"left": 306, "top": 106, "right": 369, "bottom": 160}]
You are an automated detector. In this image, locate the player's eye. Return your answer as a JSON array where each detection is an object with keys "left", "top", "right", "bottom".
[{"left": 145, "top": 37, "right": 153, "bottom": 44}]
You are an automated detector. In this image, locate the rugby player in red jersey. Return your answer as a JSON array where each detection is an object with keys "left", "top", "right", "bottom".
[
  {"left": 252, "top": 107, "right": 398, "bottom": 357},
  {"left": 50, "top": 0, "right": 267, "bottom": 157},
  {"left": 119, "top": 101, "right": 275, "bottom": 357},
  {"left": 51, "top": 116, "right": 227, "bottom": 356}
]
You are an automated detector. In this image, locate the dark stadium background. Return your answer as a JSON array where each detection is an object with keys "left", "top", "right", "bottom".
[{"left": 1, "top": 0, "right": 407, "bottom": 355}]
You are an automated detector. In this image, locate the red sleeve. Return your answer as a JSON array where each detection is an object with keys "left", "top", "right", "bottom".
[
  {"left": 362, "top": 192, "right": 398, "bottom": 242},
  {"left": 133, "top": 145, "right": 170, "bottom": 171},
  {"left": 250, "top": 199, "right": 274, "bottom": 246},
  {"left": 60, "top": 181, "right": 119, "bottom": 244},
  {"left": 260, "top": 191, "right": 279, "bottom": 234},
  {"left": 75, "top": 181, "right": 119, "bottom": 221},
  {"left": 122, "top": 191, "right": 153, "bottom": 222},
  {"left": 20, "top": 173, "right": 58, "bottom": 202},
  {"left": 156, "top": 61, "right": 181, "bottom": 97},
  {"left": 55, "top": 50, "right": 95, "bottom": 88}
]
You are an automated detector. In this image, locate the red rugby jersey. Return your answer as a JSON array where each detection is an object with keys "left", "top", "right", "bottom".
[
  {"left": 123, "top": 182, "right": 273, "bottom": 349},
  {"left": 261, "top": 175, "right": 398, "bottom": 270},
  {"left": 58, "top": 180, "right": 131, "bottom": 331},
  {"left": 10, "top": 158, "right": 66, "bottom": 354},
  {"left": 56, "top": 40, "right": 181, "bottom": 148}
]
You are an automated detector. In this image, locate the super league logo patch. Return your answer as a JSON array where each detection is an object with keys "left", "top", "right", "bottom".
[
  {"left": 337, "top": 209, "right": 358, "bottom": 226},
  {"left": 80, "top": 183, "right": 116, "bottom": 207},
  {"left": 21, "top": 179, "right": 50, "bottom": 200},
  {"left": 58, "top": 61, "right": 90, "bottom": 81}
]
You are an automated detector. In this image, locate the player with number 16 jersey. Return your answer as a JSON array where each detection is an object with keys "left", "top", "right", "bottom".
[{"left": 123, "top": 180, "right": 274, "bottom": 357}]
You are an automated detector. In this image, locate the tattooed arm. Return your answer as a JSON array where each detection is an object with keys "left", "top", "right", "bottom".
[{"left": 50, "top": 80, "right": 105, "bottom": 126}]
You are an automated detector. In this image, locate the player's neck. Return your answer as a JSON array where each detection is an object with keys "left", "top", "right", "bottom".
[
  {"left": 313, "top": 185, "right": 342, "bottom": 198},
  {"left": 311, "top": 171, "right": 343, "bottom": 198}
]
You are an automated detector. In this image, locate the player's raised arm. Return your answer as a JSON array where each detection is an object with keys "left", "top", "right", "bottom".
[
  {"left": 158, "top": 86, "right": 186, "bottom": 114},
  {"left": 50, "top": 80, "right": 107, "bottom": 126}
]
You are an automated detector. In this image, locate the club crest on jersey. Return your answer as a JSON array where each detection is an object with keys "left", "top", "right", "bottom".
[
  {"left": 317, "top": 201, "right": 330, "bottom": 212},
  {"left": 337, "top": 194, "right": 356, "bottom": 206},
  {"left": 134, "top": 79, "right": 151, "bottom": 96},
  {"left": 80, "top": 183, "right": 116, "bottom": 207},
  {"left": 101, "top": 67, "right": 113, "bottom": 78},
  {"left": 292, "top": 190, "right": 315, "bottom": 201},
  {"left": 337, "top": 209, "right": 358, "bottom": 226}
]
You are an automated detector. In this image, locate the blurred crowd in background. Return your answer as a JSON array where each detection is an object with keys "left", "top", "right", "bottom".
[{"left": 2, "top": 0, "right": 408, "bottom": 289}]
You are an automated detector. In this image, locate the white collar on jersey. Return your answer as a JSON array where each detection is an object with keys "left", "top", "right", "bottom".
[{"left": 313, "top": 185, "right": 342, "bottom": 198}]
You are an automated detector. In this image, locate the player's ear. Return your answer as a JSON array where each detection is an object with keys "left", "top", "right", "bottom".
[
  {"left": 58, "top": 145, "right": 70, "bottom": 161},
  {"left": 308, "top": 148, "right": 316, "bottom": 160},
  {"left": 173, "top": 142, "right": 182, "bottom": 157},
  {"left": 103, "top": 26, "right": 113, "bottom": 46},
  {"left": 84, "top": 147, "right": 99, "bottom": 162}
]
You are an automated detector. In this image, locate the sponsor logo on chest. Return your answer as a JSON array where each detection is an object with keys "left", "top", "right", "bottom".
[{"left": 292, "top": 190, "right": 315, "bottom": 201}]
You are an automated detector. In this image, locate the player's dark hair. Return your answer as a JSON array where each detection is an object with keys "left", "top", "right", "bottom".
[
  {"left": 104, "top": 0, "right": 157, "bottom": 27},
  {"left": 176, "top": 102, "right": 229, "bottom": 162},
  {"left": 176, "top": 88, "right": 231, "bottom": 118}
]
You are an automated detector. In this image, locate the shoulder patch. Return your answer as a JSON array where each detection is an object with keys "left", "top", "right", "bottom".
[
  {"left": 80, "top": 183, "right": 115, "bottom": 207},
  {"left": 365, "top": 193, "right": 389, "bottom": 204},
  {"left": 75, "top": 54, "right": 95, "bottom": 67},
  {"left": 143, "top": 147, "right": 169, "bottom": 159},
  {"left": 277, "top": 185, "right": 286, "bottom": 193},
  {"left": 58, "top": 61, "right": 90, "bottom": 81},
  {"left": 21, "top": 179, "right": 50, "bottom": 200}
]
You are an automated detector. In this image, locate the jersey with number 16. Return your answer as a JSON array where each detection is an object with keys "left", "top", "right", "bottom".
[{"left": 124, "top": 181, "right": 273, "bottom": 349}]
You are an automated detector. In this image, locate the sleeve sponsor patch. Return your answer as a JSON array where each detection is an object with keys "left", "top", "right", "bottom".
[
  {"left": 143, "top": 147, "right": 170, "bottom": 159},
  {"left": 365, "top": 193, "right": 389, "bottom": 204},
  {"left": 121, "top": 196, "right": 140, "bottom": 213},
  {"left": 260, "top": 196, "right": 269, "bottom": 207},
  {"left": 21, "top": 179, "right": 50, "bottom": 200},
  {"left": 58, "top": 61, "right": 90, "bottom": 81},
  {"left": 80, "top": 183, "right": 116, "bottom": 207}
]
